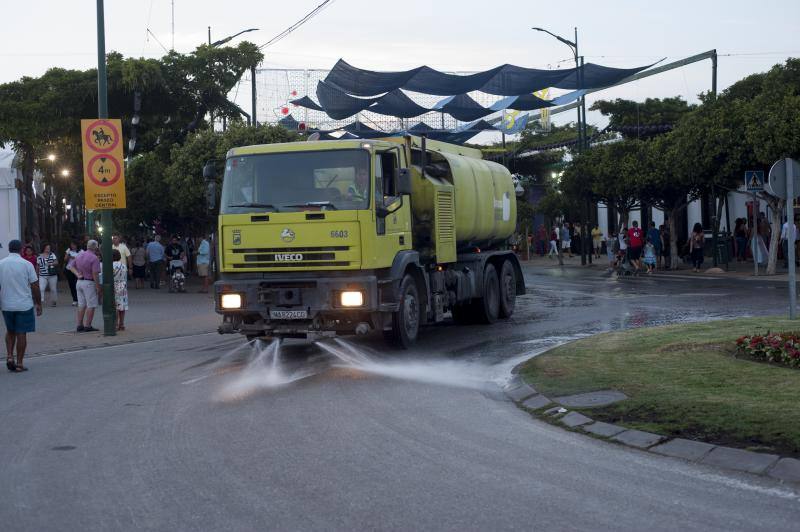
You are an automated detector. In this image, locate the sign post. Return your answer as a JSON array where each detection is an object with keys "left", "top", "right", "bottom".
[
  {"left": 745, "top": 170, "right": 764, "bottom": 277},
  {"left": 767, "top": 159, "right": 800, "bottom": 318},
  {"left": 787, "top": 159, "right": 796, "bottom": 319},
  {"left": 88, "top": 0, "right": 124, "bottom": 337}
]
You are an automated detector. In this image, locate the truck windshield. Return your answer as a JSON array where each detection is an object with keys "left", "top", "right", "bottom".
[{"left": 220, "top": 149, "right": 370, "bottom": 214}]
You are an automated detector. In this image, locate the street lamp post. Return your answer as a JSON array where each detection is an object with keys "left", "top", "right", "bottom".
[{"left": 532, "top": 26, "right": 592, "bottom": 265}]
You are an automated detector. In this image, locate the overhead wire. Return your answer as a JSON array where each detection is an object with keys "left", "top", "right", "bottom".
[{"left": 258, "top": 0, "right": 336, "bottom": 50}]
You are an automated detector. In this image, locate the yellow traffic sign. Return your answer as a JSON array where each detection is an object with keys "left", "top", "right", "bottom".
[{"left": 81, "top": 118, "right": 126, "bottom": 209}]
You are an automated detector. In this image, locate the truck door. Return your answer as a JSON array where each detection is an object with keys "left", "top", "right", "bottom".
[{"left": 374, "top": 149, "right": 411, "bottom": 260}]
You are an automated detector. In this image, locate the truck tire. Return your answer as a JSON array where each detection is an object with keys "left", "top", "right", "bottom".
[
  {"left": 475, "top": 263, "right": 500, "bottom": 324},
  {"left": 385, "top": 274, "right": 420, "bottom": 348},
  {"left": 498, "top": 260, "right": 516, "bottom": 319}
]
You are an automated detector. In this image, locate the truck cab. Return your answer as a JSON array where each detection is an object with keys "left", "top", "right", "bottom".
[{"left": 213, "top": 136, "right": 524, "bottom": 347}]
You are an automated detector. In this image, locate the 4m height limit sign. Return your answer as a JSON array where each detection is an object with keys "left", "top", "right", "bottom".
[{"left": 80, "top": 118, "right": 126, "bottom": 209}]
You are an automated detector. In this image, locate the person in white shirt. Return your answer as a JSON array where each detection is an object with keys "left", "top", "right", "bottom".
[
  {"left": 0, "top": 239, "right": 43, "bottom": 372},
  {"left": 780, "top": 217, "right": 799, "bottom": 268},
  {"left": 112, "top": 234, "right": 132, "bottom": 271}
]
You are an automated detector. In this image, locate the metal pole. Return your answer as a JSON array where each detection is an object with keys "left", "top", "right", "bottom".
[
  {"left": 501, "top": 132, "right": 506, "bottom": 167},
  {"left": 171, "top": 0, "right": 175, "bottom": 50},
  {"left": 711, "top": 49, "right": 718, "bottom": 97},
  {"left": 787, "top": 158, "right": 796, "bottom": 318},
  {"left": 753, "top": 191, "right": 759, "bottom": 277},
  {"left": 96, "top": 0, "right": 115, "bottom": 336},
  {"left": 251, "top": 65, "right": 257, "bottom": 126}
]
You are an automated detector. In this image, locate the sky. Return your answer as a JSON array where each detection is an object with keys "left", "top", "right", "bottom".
[{"left": 2, "top": 0, "right": 799, "bottom": 137}]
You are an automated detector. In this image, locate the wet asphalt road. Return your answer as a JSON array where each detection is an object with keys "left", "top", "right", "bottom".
[{"left": 1, "top": 267, "right": 798, "bottom": 531}]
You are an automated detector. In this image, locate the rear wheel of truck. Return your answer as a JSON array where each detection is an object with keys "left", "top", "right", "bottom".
[
  {"left": 385, "top": 274, "right": 420, "bottom": 348},
  {"left": 475, "top": 263, "right": 500, "bottom": 324},
  {"left": 498, "top": 260, "right": 516, "bottom": 319}
]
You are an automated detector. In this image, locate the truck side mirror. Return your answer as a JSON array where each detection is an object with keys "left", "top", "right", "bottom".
[
  {"left": 206, "top": 182, "right": 217, "bottom": 211},
  {"left": 202, "top": 161, "right": 216, "bottom": 180},
  {"left": 395, "top": 168, "right": 411, "bottom": 195}
]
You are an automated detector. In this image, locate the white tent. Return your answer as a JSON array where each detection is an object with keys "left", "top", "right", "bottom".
[{"left": 0, "top": 147, "right": 22, "bottom": 259}]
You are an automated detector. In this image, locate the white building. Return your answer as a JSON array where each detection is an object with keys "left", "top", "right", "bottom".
[{"left": 0, "top": 147, "right": 22, "bottom": 259}]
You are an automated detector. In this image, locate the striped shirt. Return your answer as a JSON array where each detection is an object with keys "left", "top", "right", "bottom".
[{"left": 37, "top": 252, "right": 57, "bottom": 276}]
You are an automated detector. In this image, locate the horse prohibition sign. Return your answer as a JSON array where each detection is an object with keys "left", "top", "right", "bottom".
[{"left": 81, "top": 118, "right": 126, "bottom": 209}]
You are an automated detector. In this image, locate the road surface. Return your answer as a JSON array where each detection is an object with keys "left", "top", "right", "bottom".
[{"left": 1, "top": 267, "right": 797, "bottom": 531}]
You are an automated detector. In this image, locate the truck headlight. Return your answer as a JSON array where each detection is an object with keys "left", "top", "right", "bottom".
[
  {"left": 220, "top": 293, "right": 243, "bottom": 309},
  {"left": 340, "top": 291, "right": 364, "bottom": 307}
]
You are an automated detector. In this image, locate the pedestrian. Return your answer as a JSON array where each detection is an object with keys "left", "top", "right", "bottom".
[
  {"left": 733, "top": 218, "right": 747, "bottom": 261},
  {"left": 63, "top": 240, "right": 80, "bottom": 306},
  {"left": 560, "top": 223, "right": 572, "bottom": 258},
  {"left": 690, "top": 223, "right": 705, "bottom": 272},
  {"left": 112, "top": 249, "right": 128, "bottom": 331},
  {"left": 196, "top": 233, "right": 211, "bottom": 293},
  {"left": 660, "top": 223, "right": 671, "bottom": 270},
  {"left": 112, "top": 234, "right": 132, "bottom": 273},
  {"left": 643, "top": 237, "right": 657, "bottom": 274},
  {"left": 184, "top": 236, "right": 195, "bottom": 274},
  {"left": 536, "top": 224, "right": 548, "bottom": 257},
  {"left": 607, "top": 231, "right": 618, "bottom": 269},
  {"left": 627, "top": 221, "right": 644, "bottom": 273},
  {"left": 0, "top": 240, "right": 42, "bottom": 372},
  {"left": 591, "top": 224, "right": 602, "bottom": 259},
  {"left": 36, "top": 242, "right": 59, "bottom": 307},
  {"left": 780, "top": 216, "right": 799, "bottom": 268},
  {"left": 548, "top": 226, "right": 559, "bottom": 258},
  {"left": 21, "top": 244, "right": 37, "bottom": 270},
  {"left": 130, "top": 239, "right": 147, "bottom": 289},
  {"left": 572, "top": 222, "right": 581, "bottom": 255},
  {"left": 74, "top": 239, "right": 101, "bottom": 332},
  {"left": 647, "top": 222, "right": 661, "bottom": 271},
  {"left": 145, "top": 235, "right": 165, "bottom": 289}
]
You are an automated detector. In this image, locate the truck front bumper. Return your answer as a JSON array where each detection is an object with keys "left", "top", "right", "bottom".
[{"left": 214, "top": 273, "right": 395, "bottom": 338}]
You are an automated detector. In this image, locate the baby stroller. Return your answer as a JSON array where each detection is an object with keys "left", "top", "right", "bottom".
[{"left": 168, "top": 259, "right": 186, "bottom": 293}]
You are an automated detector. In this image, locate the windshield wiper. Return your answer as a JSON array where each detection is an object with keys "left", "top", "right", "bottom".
[
  {"left": 227, "top": 202, "right": 280, "bottom": 211},
  {"left": 281, "top": 201, "right": 339, "bottom": 211}
]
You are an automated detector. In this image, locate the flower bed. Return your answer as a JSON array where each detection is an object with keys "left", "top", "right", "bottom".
[{"left": 736, "top": 332, "right": 800, "bottom": 368}]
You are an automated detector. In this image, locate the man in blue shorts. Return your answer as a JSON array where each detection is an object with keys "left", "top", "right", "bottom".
[{"left": 0, "top": 240, "right": 43, "bottom": 372}]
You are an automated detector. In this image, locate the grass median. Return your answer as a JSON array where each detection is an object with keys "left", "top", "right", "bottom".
[{"left": 520, "top": 317, "right": 800, "bottom": 457}]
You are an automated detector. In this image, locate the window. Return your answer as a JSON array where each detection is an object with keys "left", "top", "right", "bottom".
[{"left": 220, "top": 149, "right": 370, "bottom": 213}]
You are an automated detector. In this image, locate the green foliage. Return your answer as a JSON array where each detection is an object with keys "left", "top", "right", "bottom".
[{"left": 590, "top": 97, "right": 696, "bottom": 136}]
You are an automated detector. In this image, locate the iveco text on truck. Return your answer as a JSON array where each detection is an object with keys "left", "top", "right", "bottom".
[{"left": 208, "top": 135, "right": 524, "bottom": 347}]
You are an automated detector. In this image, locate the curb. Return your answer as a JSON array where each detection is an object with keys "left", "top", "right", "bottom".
[{"left": 502, "top": 380, "right": 800, "bottom": 485}]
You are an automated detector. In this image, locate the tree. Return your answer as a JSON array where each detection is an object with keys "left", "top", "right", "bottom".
[
  {"left": 561, "top": 140, "right": 645, "bottom": 230},
  {"left": 0, "top": 42, "right": 264, "bottom": 243},
  {"left": 743, "top": 58, "right": 800, "bottom": 274},
  {"left": 590, "top": 97, "right": 696, "bottom": 138},
  {"left": 637, "top": 134, "right": 706, "bottom": 269}
]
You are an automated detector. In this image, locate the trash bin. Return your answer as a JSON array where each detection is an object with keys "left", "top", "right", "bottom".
[{"left": 715, "top": 237, "right": 730, "bottom": 266}]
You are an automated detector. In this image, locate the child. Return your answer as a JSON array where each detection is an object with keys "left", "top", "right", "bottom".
[
  {"left": 607, "top": 232, "right": 618, "bottom": 270},
  {"left": 112, "top": 249, "right": 129, "bottom": 330},
  {"left": 643, "top": 237, "right": 657, "bottom": 274}
]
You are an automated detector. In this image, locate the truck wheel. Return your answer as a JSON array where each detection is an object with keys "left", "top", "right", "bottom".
[
  {"left": 475, "top": 263, "right": 500, "bottom": 324},
  {"left": 499, "top": 260, "right": 516, "bottom": 319},
  {"left": 385, "top": 275, "right": 420, "bottom": 348}
]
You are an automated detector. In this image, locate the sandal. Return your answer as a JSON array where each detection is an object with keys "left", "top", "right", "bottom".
[
  {"left": 6, "top": 358, "right": 16, "bottom": 372},
  {"left": 14, "top": 366, "right": 27, "bottom": 372}
]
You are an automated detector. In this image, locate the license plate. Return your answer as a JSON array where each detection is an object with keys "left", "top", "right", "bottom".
[{"left": 270, "top": 310, "right": 308, "bottom": 320}]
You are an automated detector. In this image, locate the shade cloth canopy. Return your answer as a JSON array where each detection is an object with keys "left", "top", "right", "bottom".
[
  {"left": 323, "top": 58, "right": 655, "bottom": 96},
  {"left": 297, "top": 80, "right": 586, "bottom": 121}
]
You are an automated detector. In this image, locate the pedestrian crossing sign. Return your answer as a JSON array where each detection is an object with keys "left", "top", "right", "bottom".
[{"left": 745, "top": 170, "right": 764, "bottom": 191}]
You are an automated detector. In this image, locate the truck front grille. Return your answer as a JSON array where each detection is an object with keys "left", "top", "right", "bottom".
[{"left": 230, "top": 246, "right": 352, "bottom": 269}]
